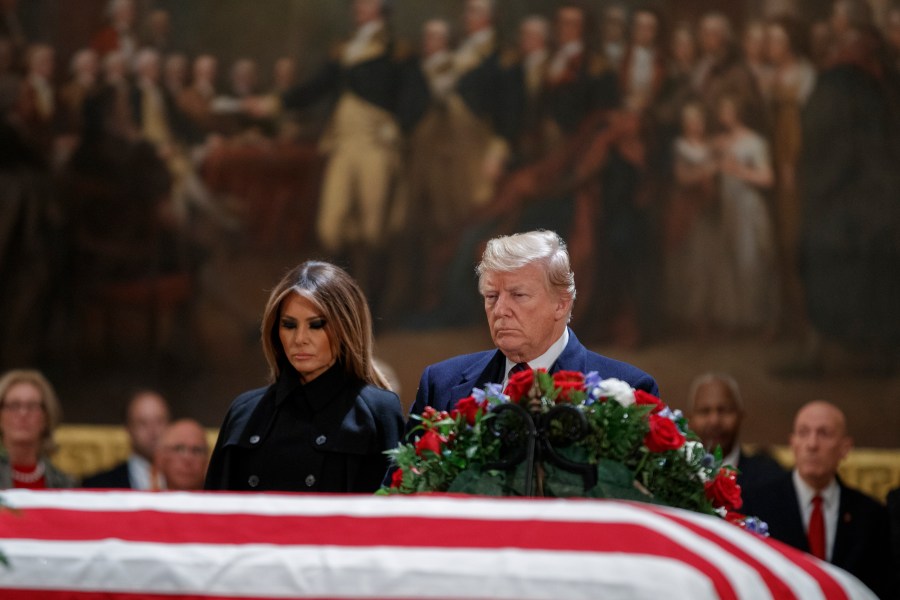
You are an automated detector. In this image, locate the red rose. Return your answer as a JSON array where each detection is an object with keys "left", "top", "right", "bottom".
[
  {"left": 634, "top": 389, "right": 664, "bottom": 413},
  {"left": 504, "top": 368, "right": 535, "bottom": 403},
  {"left": 705, "top": 468, "right": 743, "bottom": 511},
  {"left": 724, "top": 510, "right": 747, "bottom": 525},
  {"left": 420, "top": 406, "right": 448, "bottom": 425},
  {"left": 415, "top": 428, "right": 446, "bottom": 456},
  {"left": 552, "top": 371, "right": 585, "bottom": 403},
  {"left": 451, "top": 396, "right": 483, "bottom": 426},
  {"left": 644, "top": 414, "right": 686, "bottom": 452},
  {"left": 390, "top": 468, "right": 404, "bottom": 488}
]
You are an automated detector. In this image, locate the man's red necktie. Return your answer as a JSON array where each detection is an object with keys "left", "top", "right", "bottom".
[
  {"left": 509, "top": 362, "right": 529, "bottom": 377},
  {"left": 808, "top": 495, "right": 826, "bottom": 560}
]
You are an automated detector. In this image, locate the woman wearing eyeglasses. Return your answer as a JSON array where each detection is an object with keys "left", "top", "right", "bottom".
[
  {"left": 0, "top": 369, "right": 76, "bottom": 489},
  {"left": 205, "top": 261, "right": 403, "bottom": 493}
]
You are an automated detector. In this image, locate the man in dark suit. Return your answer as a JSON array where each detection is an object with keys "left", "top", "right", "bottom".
[
  {"left": 409, "top": 230, "right": 658, "bottom": 420},
  {"left": 687, "top": 372, "right": 784, "bottom": 492},
  {"left": 83, "top": 389, "right": 171, "bottom": 489},
  {"left": 741, "top": 401, "right": 891, "bottom": 598}
]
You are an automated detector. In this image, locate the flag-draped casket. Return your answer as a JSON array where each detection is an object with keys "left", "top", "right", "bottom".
[{"left": 0, "top": 490, "right": 876, "bottom": 599}]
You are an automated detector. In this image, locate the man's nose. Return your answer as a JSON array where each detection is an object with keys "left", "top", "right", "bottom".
[{"left": 492, "top": 294, "right": 512, "bottom": 315}]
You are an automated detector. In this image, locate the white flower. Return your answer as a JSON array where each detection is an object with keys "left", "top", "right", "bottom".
[
  {"left": 592, "top": 378, "right": 636, "bottom": 407},
  {"left": 681, "top": 441, "right": 709, "bottom": 482}
]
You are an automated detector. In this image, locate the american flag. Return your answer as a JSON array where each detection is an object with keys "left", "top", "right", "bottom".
[{"left": 0, "top": 490, "right": 876, "bottom": 599}]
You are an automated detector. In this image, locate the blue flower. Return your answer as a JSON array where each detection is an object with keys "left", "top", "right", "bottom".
[
  {"left": 659, "top": 407, "right": 684, "bottom": 422},
  {"left": 484, "top": 383, "right": 505, "bottom": 398},
  {"left": 701, "top": 453, "right": 715, "bottom": 468},
  {"left": 471, "top": 388, "right": 486, "bottom": 402},
  {"left": 743, "top": 517, "right": 770, "bottom": 537}
]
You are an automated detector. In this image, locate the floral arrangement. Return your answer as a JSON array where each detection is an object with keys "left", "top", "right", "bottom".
[{"left": 382, "top": 368, "right": 767, "bottom": 533}]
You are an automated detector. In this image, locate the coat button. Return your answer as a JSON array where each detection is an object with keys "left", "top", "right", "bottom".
[
  {"left": 249, "top": 435, "right": 260, "bottom": 445},
  {"left": 305, "top": 474, "right": 316, "bottom": 487},
  {"left": 248, "top": 475, "right": 259, "bottom": 488},
  {"left": 315, "top": 434, "right": 327, "bottom": 446}
]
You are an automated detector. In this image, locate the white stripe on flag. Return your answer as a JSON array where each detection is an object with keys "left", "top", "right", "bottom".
[{"left": 0, "top": 539, "right": 718, "bottom": 600}]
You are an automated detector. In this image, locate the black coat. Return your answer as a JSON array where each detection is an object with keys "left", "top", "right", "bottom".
[
  {"left": 205, "top": 364, "right": 403, "bottom": 494},
  {"left": 82, "top": 461, "right": 132, "bottom": 488},
  {"left": 281, "top": 35, "right": 401, "bottom": 116},
  {"left": 742, "top": 471, "right": 892, "bottom": 598},
  {"left": 888, "top": 487, "right": 900, "bottom": 593},
  {"left": 455, "top": 48, "right": 522, "bottom": 142}
]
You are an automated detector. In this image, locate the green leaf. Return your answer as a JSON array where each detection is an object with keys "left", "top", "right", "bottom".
[
  {"left": 506, "top": 461, "right": 532, "bottom": 496},
  {"left": 596, "top": 458, "right": 635, "bottom": 488},
  {"left": 542, "top": 463, "right": 588, "bottom": 497},
  {"left": 447, "top": 468, "right": 506, "bottom": 495}
]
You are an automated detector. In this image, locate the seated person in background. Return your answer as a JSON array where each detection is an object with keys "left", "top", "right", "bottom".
[
  {"left": 741, "top": 400, "right": 891, "bottom": 598},
  {"left": 687, "top": 372, "right": 783, "bottom": 490},
  {"left": 409, "top": 230, "right": 658, "bottom": 421},
  {"left": 152, "top": 419, "right": 209, "bottom": 491},
  {"left": 83, "top": 389, "right": 171, "bottom": 489},
  {"left": 0, "top": 369, "right": 76, "bottom": 489}
]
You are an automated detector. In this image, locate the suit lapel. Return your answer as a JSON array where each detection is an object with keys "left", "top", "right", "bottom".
[
  {"left": 783, "top": 476, "right": 811, "bottom": 552},
  {"left": 448, "top": 350, "right": 505, "bottom": 407},
  {"left": 831, "top": 480, "right": 853, "bottom": 566},
  {"left": 550, "top": 328, "right": 588, "bottom": 374}
]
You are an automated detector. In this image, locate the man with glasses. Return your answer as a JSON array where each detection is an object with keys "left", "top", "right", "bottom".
[{"left": 152, "top": 419, "right": 209, "bottom": 491}]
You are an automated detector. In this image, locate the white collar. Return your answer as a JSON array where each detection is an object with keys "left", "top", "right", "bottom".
[
  {"left": 127, "top": 454, "right": 157, "bottom": 490},
  {"left": 524, "top": 48, "right": 548, "bottom": 71},
  {"left": 503, "top": 328, "right": 569, "bottom": 379},
  {"left": 555, "top": 40, "right": 583, "bottom": 60},
  {"left": 793, "top": 469, "right": 839, "bottom": 509},
  {"left": 460, "top": 27, "right": 494, "bottom": 52},
  {"left": 423, "top": 49, "right": 450, "bottom": 71},
  {"left": 353, "top": 20, "right": 383, "bottom": 44}
]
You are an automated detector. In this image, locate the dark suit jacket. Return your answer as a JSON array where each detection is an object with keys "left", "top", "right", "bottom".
[
  {"left": 409, "top": 328, "right": 658, "bottom": 422},
  {"left": 539, "top": 51, "right": 619, "bottom": 136},
  {"left": 736, "top": 449, "right": 785, "bottom": 493},
  {"left": 888, "top": 487, "right": 900, "bottom": 588},
  {"left": 82, "top": 461, "right": 132, "bottom": 488},
  {"left": 741, "top": 471, "right": 891, "bottom": 598},
  {"left": 455, "top": 44, "right": 522, "bottom": 143},
  {"left": 281, "top": 32, "right": 401, "bottom": 116}
]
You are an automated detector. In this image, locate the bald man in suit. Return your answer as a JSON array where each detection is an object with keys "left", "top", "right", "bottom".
[{"left": 741, "top": 401, "right": 891, "bottom": 598}]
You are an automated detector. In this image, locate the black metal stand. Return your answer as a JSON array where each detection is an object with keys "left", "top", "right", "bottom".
[{"left": 483, "top": 402, "right": 596, "bottom": 496}]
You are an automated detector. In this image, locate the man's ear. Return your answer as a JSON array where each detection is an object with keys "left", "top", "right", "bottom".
[{"left": 555, "top": 294, "right": 572, "bottom": 320}]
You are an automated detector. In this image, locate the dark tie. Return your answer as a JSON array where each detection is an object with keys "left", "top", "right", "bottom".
[
  {"left": 808, "top": 495, "right": 826, "bottom": 560},
  {"left": 508, "top": 362, "right": 529, "bottom": 378}
]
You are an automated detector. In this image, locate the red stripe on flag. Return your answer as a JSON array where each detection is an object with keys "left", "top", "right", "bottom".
[
  {"left": 0, "top": 508, "right": 738, "bottom": 600},
  {"left": 650, "top": 508, "right": 799, "bottom": 600},
  {"left": 641, "top": 505, "right": 851, "bottom": 600}
]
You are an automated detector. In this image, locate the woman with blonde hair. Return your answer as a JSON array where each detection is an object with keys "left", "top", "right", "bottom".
[
  {"left": 205, "top": 261, "right": 403, "bottom": 492},
  {"left": 0, "top": 369, "right": 76, "bottom": 489}
]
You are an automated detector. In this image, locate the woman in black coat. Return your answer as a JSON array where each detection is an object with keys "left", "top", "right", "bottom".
[{"left": 205, "top": 261, "right": 403, "bottom": 493}]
